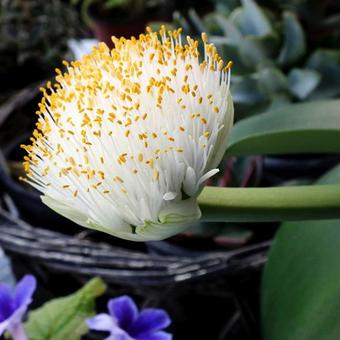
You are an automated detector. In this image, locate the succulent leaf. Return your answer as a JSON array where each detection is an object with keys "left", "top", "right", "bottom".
[
  {"left": 278, "top": 11, "right": 306, "bottom": 66},
  {"left": 307, "top": 49, "right": 340, "bottom": 99},
  {"left": 230, "top": 0, "right": 272, "bottom": 37},
  {"left": 288, "top": 68, "right": 321, "bottom": 100}
]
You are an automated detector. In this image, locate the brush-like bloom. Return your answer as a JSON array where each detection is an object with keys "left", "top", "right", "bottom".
[
  {"left": 22, "top": 27, "right": 234, "bottom": 241},
  {"left": 86, "top": 295, "right": 171, "bottom": 340},
  {"left": 0, "top": 275, "right": 37, "bottom": 340}
]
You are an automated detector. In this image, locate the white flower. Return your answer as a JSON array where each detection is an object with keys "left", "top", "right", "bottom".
[{"left": 22, "top": 27, "right": 234, "bottom": 241}]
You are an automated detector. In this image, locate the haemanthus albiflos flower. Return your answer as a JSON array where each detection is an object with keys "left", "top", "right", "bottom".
[{"left": 22, "top": 27, "right": 234, "bottom": 241}]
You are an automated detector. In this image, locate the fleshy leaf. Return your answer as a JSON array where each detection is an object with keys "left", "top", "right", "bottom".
[
  {"left": 25, "top": 278, "right": 106, "bottom": 340},
  {"left": 278, "top": 11, "right": 306, "bottom": 66},
  {"left": 288, "top": 68, "right": 321, "bottom": 99},
  {"left": 188, "top": 8, "right": 207, "bottom": 34},
  {"left": 307, "top": 49, "right": 340, "bottom": 99},
  {"left": 226, "top": 100, "right": 340, "bottom": 156},
  {"left": 231, "top": 75, "right": 265, "bottom": 105},
  {"left": 230, "top": 0, "right": 272, "bottom": 37},
  {"left": 256, "top": 67, "right": 288, "bottom": 98},
  {"left": 262, "top": 164, "right": 340, "bottom": 340},
  {"left": 239, "top": 35, "right": 278, "bottom": 68},
  {"left": 214, "top": 14, "right": 242, "bottom": 44}
]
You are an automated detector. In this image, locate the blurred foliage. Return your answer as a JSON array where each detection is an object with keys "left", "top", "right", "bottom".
[
  {"left": 258, "top": 0, "right": 340, "bottom": 47},
  {"left": 0, "top": 0, "right": 78, "bottom": 90},
  {"left": 71, "top": 0, "right": 164, "bottom": 23},
  {"left": 71, "top": 0, "right": 144, "bottom": 19},
  {"left": 164, "top": 0, "right": 340, "bottom": 117}
]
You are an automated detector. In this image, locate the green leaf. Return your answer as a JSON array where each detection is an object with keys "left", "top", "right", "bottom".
[
  {"left": 214, "top": 14, "right": 242, "bottom": 44},
  {"left": 104, "top": 0, "right": 127, "bottom": 10},
  {"left": 172, "top": 11, "right": 192, "bottom": 34},
  {"left": 188, "top": 8, "right": 207, "bottom": 34},
  {"left": 288, "top": 68, "right": 321, "bottom": 100},
  {"left": 261, "top": 164, "right": 340, "bottom": 340},
  {"left": 213, "top": 0, "right": 239, "bottom": 14},
  {"left": 307, "top": 49, "right": 340, "bottom": 99},
  {"left": 256, "top": 67, "right": 288, "bottom": 98},
  {"left": 203, "top": 13, "right": 225, "bottom": 35},
  {"left": 267, "top": 93, "right": 292, "bottom": 110},
  {"left": 226, "top": 100, "right": 340, "bottom": 156},
  {"left": 278, "top": 11, "right": 306, "bottom": 66},
  {"left": 239, "top": 35, "right": 279, "bottom": 68},
  {"left": 230, "top": 0, "right": 272, "bottom": 37},
  {"left": 209, "top": 38, "right": 249, "bottom": 74},
  {"left": 25, "top": 278, "right": 106, "bottom": 340},
  {"left": 231, "top": 75, "right": 265, "bottom": 105}
]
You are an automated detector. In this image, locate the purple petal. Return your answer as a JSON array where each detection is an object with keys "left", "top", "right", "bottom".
[
  {"left": 0, "top": 284, "right": 14, "bottom": 321},
  {"left": 108, "top": 296, "right": 138, "bottom": 330},
  {"left": 104, "top": 333, "right": 133, "bottom": 340},
  {"left": 0, "top": 306, "right": 27, "bottom": 337},
  {"left": 137, "top": 331, "right": 172, "bottom": 340},
  {"left": 86, "top": 313, "right": 117, "bottom": 332},
  {"left": 14, "top": 275, "right": 37, "bottom": 309},
  {"left": 0, "top": 319, "right": 10, "bottom": 336},
  {"left": 5, "top": 307, "right": 27, "bottom": 333},
  {"left": 128, "top": 309, "right": 171, "bottom": 338}
]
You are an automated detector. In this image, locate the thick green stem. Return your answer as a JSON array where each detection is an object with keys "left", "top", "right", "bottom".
[{"left": 198, "top": 184, "right": 340, "bottom": 222}]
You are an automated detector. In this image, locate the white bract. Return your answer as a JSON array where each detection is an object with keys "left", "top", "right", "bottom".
[{"left": 22, "top": 27, "right": 234, "bottom": 241}]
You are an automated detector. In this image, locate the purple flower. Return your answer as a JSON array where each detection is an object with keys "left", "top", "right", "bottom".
[
  {"left": 0, "top": 275, "right": 37, "bottom": 340},
  {"left": 86, "top": 295, "right": 172, "bottom": 340}
]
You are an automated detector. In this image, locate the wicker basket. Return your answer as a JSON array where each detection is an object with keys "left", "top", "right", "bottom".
[
  {"left": 0, "top": 199, "right": 269, "bottom": 287},
  {"left": 0, "top": 194, "right": 269, "bottom": 339}
]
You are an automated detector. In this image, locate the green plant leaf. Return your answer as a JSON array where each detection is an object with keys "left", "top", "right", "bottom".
[
  {"left": 307, "top": 49, "right": 340, "bottom": 99},
  {"left": 256, "top": 67, "right": 288, "bottom": 98},
  {"left": 172, "top": 11, "right": 192, "bottom": 34},
  {"left": 188, "top": 8, "right": 207, "bottom": 34},
  {"left": 214, "top": 14, "right": 242, "bottom": 44},
  {"left": 261, "top": 164, "right": 340, "bottom": 340},
  {"left": 203, "top": 13, "right": 225, "bottom": 35},
  {"left": 267, "top": 93, "right": 292, "bottom": 110},
  {"left": 239, "top": 35, "right": 279, "bottom": 68},
  {"left": 209, "top": 38, "right": 250, "bottom": 74},
  {"left": 226, "top": 100, "right": 340, "bottom": 156},
  {"left": 231, "top": 75, "right": 265, "bottom": 105},
  {"left": 230, "top": 0, "right": 272, "bottom": 37},
  {"left": 288, "top": 68, "right": 321, "bottom": 99},
  {"left": 25, "top": 278, "right": 106, "bottom": 340},
  {"left": 278, "top": 11, "right": 306, "bottom": 66}
]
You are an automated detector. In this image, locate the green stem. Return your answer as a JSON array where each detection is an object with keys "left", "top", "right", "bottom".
[{"left": 198, "top": 184, "right": 340, "bottom": 222}]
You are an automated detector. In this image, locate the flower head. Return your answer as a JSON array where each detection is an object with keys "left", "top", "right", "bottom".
[
  {"left": 86, "top": 295, "right": 171, "bottom": 340},
  {"left": 0, "top": 275, "right": 36, "bottom": 338},
  {"left": 22, "top": 27, "right": 234, "bottom": 241}
]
